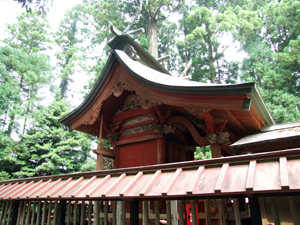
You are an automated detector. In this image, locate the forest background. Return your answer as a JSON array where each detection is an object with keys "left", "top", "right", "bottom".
[{"left": 1, "top": 0, "right": 300, "bottom": 180}]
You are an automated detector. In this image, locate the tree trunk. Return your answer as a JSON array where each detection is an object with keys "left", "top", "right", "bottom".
[
  {"left": 147, "top": 15, "right": 158, "bottom": 59},
  {"left": 207, "top": 29, "right": 216, "bottom": 83}
]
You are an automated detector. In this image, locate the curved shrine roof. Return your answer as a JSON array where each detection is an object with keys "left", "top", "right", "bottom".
[{"left": 60, "top": 48, "right": 274, "bottom": 129}]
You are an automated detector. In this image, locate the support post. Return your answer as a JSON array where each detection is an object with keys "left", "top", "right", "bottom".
[
  {"left": 233, "top": 198, "right": 242, "bottom": 225},
  {"left": 143, "top": 201, "right": 149, "bottom": 225},
  {"left": 130, "top": 200, "right": 139, "bottom": 225},
  {"left": 248, "top": 197, "right": 262, "bottom": 225},
  {"left": 211, "top": 144, "right": 222, "bottom": 158},
  {"left": 57, "top": 200, "right": 66, "bottom": 225},
  {"left": 171, "top": 200, "right": 178, "bottom": 225}
]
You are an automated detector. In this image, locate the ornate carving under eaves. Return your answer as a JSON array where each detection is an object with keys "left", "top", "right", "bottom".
[
  {"left": 103, "top": 156, "right": 114, "bottom": 170},
  {"left": 137, "top": 95, "right": 161, "bottom": 110},
  {"left": 110, "top": 81, "right": 134, "bottom": 97},
  {"left": 122, "top": 116, "right": 151, "bottom": 127},
  {"left": 184, "top": 107, "right": 211, "bottom": 117},
  {"left": 117, "top": 94, "right": 141, "bottom": 113},
  {"left": 121, "top": 124, "right": 153, "bottom": 136},
  {"left": 217, "top": 132, "right": 231, "bottom": 145},
  {"left": 206, "top": 132, "right": 231, "bottom": 145},
  {"left": 107, "top": 132, "right": 119, "bottom": 143},
  {"left": 187, "top": 114, "right": 205, "bottom": 127},
  {"left": 152, "top": 124, "right": 176, "bottom": 135}
]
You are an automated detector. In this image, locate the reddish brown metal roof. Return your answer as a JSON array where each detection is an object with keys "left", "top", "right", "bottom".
[{"left": 1, "top": 149, "right": 300, "bottom": 201}]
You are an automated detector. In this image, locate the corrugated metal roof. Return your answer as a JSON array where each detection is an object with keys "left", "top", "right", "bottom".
[
  {"left": 231, "top": 123, "right": 300, "bottom": 148},
  {"left": 0, "top": 149, "right": 299, "bottom": 201}
]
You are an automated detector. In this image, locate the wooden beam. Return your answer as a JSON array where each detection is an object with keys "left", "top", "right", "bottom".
[
  {"left": 66, "top": 201, "right": 71, "bottom": 225},
  {"left": 143, "top": 201, "right": 149, "bottom": 225},
  {"left": 154, "top": 201, "right": 160, "bottom": 225},
  {"left": 36, "top": 201, "right": 42, "bottom": 225},
  {"left": 104, "top": 201, "right": 108, "bottom": 225},
  {"left": 80, "top": 201, "right": 85, "bottom": 225},
  {"left": 130, "top": 200, "right": 139, "bottom": 225},
  {"left": 211, "top": 144, "right": 222, "bottom": 158},
  {"left": 248, "top": 197, "right": 262, "bottom": 225},
  {"left": 191, "top": 200, "right": 199, "bottom": 225},
  {"left": 214, "top": 163, "right": 229, "bottom": 193},
  {"left": 246, "top": 161, "right": 256, "bottom": 191},
  {"left": 30, "top": 201, "right": 36, "bottom": 225},
  {"left": 25, "top": 201, "right": 31, "bottom": 225},
  {"left": 171, "top": 200, "right": 178, "bottom": 225},
  {"left": 73, "top": 201, "right": 78, "bottom": 225},
  {"left": 204, "top": 200, "right": 211, "bottom": 225},
  {"left": 88, "top": 201, "right": 93, "bottom": 225},
  {"left": 217, "top": 199, "right": 226, "bottom": 225},
  {"left": 178, "top": 200, "right": 184, "bottom": 225},
  {"left": 112, "top": 201, "right": 117, "bottom": 225},
  {"left": 233, "top": 198, "right": 241, "bottom": 225},
  {"left": 279, "top": 157, "right": 289, "bottom": 190},
  {"left": 47, "top": 201, "right": 52, "bottom": 225},
  {"left": 6, "top": 201, "right": 12, "bottom": 225},
  {"left": 166, "top": 200, "right": 171, "bottom": 225}
]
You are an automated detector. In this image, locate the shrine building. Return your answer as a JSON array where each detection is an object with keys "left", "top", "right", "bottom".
[{"left": 0, "top": 34, "right": 299, "bottom": 225}]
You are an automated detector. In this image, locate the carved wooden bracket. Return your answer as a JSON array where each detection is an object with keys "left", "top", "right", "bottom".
[
  {"left": 184, "top": 107, "right": 211, "bottom": 117},
  {"left": 166, "top": 116, "right": 210, "bottom": 146}
]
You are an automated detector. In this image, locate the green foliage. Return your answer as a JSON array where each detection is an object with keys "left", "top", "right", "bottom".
[{"left": 194, "top": 146, "right": 212, "bottom": 160}]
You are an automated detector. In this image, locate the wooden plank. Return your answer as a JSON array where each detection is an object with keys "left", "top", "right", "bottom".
[
  {"left": 246, "top": 161, "right": 256, "bottom": 191},
  {"left": 80, "top": 201, "right": 85, "bottom": 225},
  {"left": 139, "top": 170, "right": 161, "bottom": 196},
  {"left": 116, "top": 201, "right": 126, "bottom": 225},
  {"left": 53, "top": 201, "right": 58, "bottom": 225},
  {"left": 120, "top": 172, "right": 143, "bottom": 197},
  {"left": 143, "top": 201, "right": 149, "bottom": 225},
  {"left": 41, "top": 202, "right": 47, "bottom": 225},
  {"left": 88, "top": 201, "right": 93, "bottom": 225},
  {"left": 214, "top": 163, "right": 229, "bottom": 193},
  {"left": 279, "top": 157, "right": 289, "bottom": 190},
  {"left": 162, "top": 169, "right": 182, "bottom": 196},
  {"left": 102, "top": 174, "right": 126, "bottom": 197},
  {"left": 66, "top": 201, "right": 71, "bottom": 225},
  {"left": 178, "top": 200, "right": 184, "bottom": 225},
  {"left": 86, "top": 175, "right": 111, "bottom": 197},
  {"left": 288, "top": 196, "right": 300, "bottom": 225},
  {"left": 186, "top": 166, "right": 205, "bottom": 195},
  {"left": 217, "top": 199, "right": 226, "bottom": 225},
  {"left": 20, "top": 201, "right": 27, "bottom": 225},
  {"left": 171, "top": 200, "right": 178, "bottom": 225},
  {"left": 270, "top": 197, "right": 280, "bottom": 225},
  {"left": 71, "top": 176, "right": 97, "bottom": 198},
  {"left": 166, "top": 200, "right": 171, "bottom": 225},
  {"left": 154, "top": 201, "right": 160, "bottom": 225},
  {"left": 25, "top": 201, "right": 31, "bottom": 225},
  {"left": 30, "top": 201, "right": 36, "bottom": 225},
  {"left": 233, "top": 198, "right": 242, "bottom": 225},
  {"left": 2, "top": 201, "right": 9, "bottom": 225},
  {"left": 6, "top": 201, "right": 12, "bottom": 225},
  {"left": 73, "top": 201, "right": 78, "bottom": 225},
  {"left": 204, "top": 200, "right": 211, "bottom": 225},
  {"left": 191, "top": 200, "right": 198, "bottom": 225},
  {"left": 46, "top": 201, "right": 52, "bottom": 225},
  {"left": 104, "top": 201, "right": 108, "bottom": 225},
  {"left": 112, "top": 201, "right": 117, "bottom": 225},
  {"left": 94, "top": 201, "right": 100, "bottom": 225},
  {"left": 36, "top": 201, "right": 42, "bottom": 225}
]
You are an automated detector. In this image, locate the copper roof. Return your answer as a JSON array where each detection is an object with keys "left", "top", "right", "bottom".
[{"left": 0, "top": 149, "right": 299, "bottom": 201}]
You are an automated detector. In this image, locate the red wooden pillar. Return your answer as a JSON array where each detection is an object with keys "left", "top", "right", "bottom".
[{"left": 211, "top": 144, "right": 222, "bottom": 158}]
